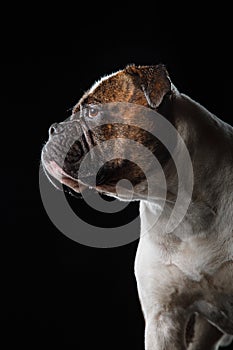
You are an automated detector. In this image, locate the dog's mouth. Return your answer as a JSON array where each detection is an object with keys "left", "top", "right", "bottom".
[
  {"left": 42, "top": 153, "right": 143, "bottom": 200},
  {"left": 42, "top": 155, "right": 122, "bottom": 196},
  {"left": 43, "top": 159, "right": 88, "bottom": 193}
]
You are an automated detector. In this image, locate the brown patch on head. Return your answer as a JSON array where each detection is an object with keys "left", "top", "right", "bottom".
[
  {"left": 73, "top": 71, "right": 148, "bottom": 112},
  {"left": 73, "top": 64, "right": 171, "bottom": 112}
]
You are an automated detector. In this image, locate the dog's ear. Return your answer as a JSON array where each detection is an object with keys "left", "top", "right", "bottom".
[{"left": 126, "top": 64, "right": 171, "bottom": 108}]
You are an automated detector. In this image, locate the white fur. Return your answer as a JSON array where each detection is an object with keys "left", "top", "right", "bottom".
[{"left": 134, "top": 93, "right": 233, "bottom": 349}]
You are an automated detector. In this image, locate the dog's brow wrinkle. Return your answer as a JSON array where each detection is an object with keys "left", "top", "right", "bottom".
[{"left": 90, "top": 99, "right": 102, "bottom": 105}]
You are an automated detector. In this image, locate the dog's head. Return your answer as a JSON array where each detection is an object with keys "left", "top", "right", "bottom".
[{"left": 41, "top": 64, "right": 176, "bottom": 199}]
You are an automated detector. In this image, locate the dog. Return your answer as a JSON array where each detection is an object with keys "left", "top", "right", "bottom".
[{"left": 41, "top": 64, "right": 233, "bottom": 349}]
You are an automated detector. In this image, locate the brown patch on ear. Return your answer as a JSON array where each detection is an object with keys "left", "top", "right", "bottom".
[{"left": 125, "top": 64, "right": 171, "bottom": 108}]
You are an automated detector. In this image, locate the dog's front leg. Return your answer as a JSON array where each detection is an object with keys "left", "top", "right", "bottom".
[
  {"left": 144, "top": 308, "right": 187, "bottom": 350},
  {"left": 135, "top": 239, "right": 193, "bottom": 350}
]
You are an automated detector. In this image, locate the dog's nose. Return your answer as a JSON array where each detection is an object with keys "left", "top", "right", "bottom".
[{"left": 49, "top": 122, "right": 62, "bottom": 137}]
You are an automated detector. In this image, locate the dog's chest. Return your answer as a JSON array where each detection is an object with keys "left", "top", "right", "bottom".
[{"left": 137, "top": 201, "right": 233, "bottom": 282}]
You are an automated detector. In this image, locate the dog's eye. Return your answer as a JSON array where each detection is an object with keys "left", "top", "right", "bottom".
[{"left": 88, "top": 106, "right": 99, "bottom": 117}]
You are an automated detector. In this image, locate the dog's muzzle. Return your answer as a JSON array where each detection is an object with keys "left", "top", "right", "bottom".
[{"left": 42, "top": 118, "right": 96, "bottom": 191}]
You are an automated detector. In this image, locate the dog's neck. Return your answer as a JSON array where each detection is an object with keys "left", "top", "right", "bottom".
[
  {"left": 173, "top": 92, "right": 233, "bottom": 195},
  {"left": 141, "top": 90, "right": 233, "bottom": 236}
]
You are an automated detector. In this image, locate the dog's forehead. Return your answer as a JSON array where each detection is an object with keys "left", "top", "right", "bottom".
[
  {"left": 88, "top": 70, "right": 123, "bottom": 96},
  {"left": 73, "top": 69, "right": 147, "bottom": 111}
]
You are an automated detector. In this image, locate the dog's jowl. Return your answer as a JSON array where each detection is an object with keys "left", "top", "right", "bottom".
[{"left": 41, "top": 64, "right": 233, "bottom": 350}]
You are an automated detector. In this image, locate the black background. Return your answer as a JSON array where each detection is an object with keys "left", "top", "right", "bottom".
[{"left": 1, "top": 4, "right": 232, "bottom": 349}]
